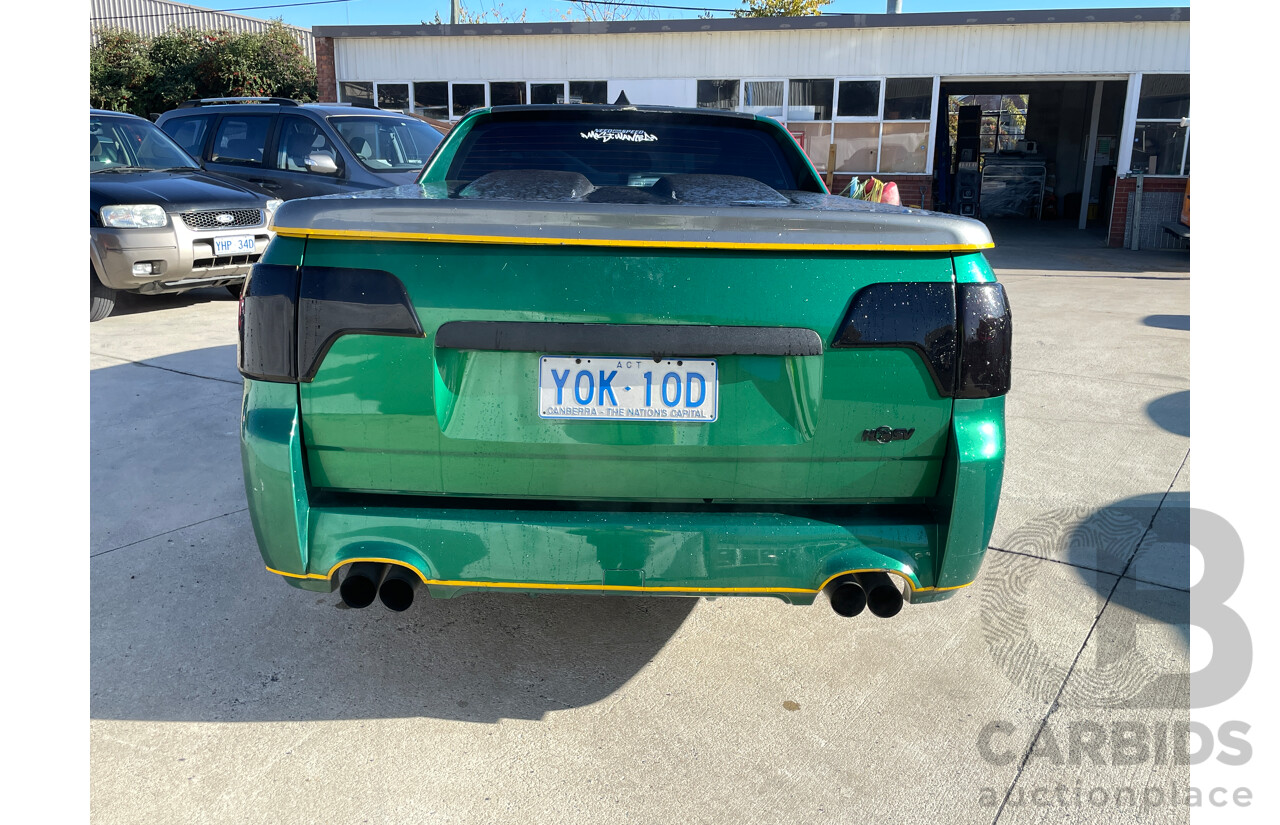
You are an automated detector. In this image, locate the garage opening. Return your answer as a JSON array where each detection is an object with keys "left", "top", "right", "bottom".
[{"left": 935, "top": 80, "right": 1128, "bottom": 231}]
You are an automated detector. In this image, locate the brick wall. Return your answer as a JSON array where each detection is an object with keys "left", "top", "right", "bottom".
[
  {"left": 1108, "top": 176, "right": 1188, "bottom": 249},
  {"left": 830, "top": 174, "right": 934, "bottom": 210},
  {"left": 316, "top": 37, "right": 337, "bottom": 103}
]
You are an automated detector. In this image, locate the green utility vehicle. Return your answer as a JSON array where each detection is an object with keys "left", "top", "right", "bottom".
[{"left": 239, "top": 105, "right": 1010, "bottom": 618}]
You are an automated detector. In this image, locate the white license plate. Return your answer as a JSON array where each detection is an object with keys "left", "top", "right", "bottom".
[
  {"left": 213, "top": 234, "right": 255, "bottom": 255},
  {"left": 539, "top": 356, "right": 718, "bottom": 422}
]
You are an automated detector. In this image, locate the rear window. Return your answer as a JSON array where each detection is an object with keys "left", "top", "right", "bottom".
[{"left": 443, "top": 113, "right": 818, "bottom": 192}]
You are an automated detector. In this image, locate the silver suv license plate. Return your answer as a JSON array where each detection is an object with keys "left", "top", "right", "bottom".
[
  {"left": 538, "top": 356, "right": 718, "bottom": 422},
  {"left": 214, "top": 235, "right": 255, "bottom": 255}
]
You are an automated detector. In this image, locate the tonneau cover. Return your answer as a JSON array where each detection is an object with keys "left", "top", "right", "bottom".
[{"left": 270, "top": 183, "right": 994, "bottom": 250}]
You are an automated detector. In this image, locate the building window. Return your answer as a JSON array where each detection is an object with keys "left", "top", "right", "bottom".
[
  {"left": 833, "top": 123, "right": 881, "bottom": 173},
  {"left": 376, "top": 83, "right": 409, "bottom": 111},
  {"left": 413, "top": 82, "right": 448, "bottom": 119},
  {"left": 489, "top": 82, "right": 527, "bottom": 107},
  {"left": 697, "top": 80, "right": 739, "bottom": 110},
  {"left": 880, "top": 122, "right": 930, "bottom": 173},
  {"left": 949, "top": 94, "right": 1029, "bottom": 154},
  {"left": 787, "top": 79, "right": 834, "bottom": 121},
  {"left": 1134, "top": 74, "right": 1189, "bottom": 175},
  {"left": 569, "top": 81, "right": 608, "bottom": 104},
  {"left": 742, "top": 81, "right": 784, "bottom": 118},
  {"left": 732, "top": 76, "right": 937, "bottom": 174},
  {"left": 339, "top": 81, "right": 373, "bottom": 107},
  {"left": 836, "top": 80, "right": 880, "bottom": 118},
  {"left": 451, "top": 83, "right": 486, "bottom": 118},
  {"left": 884, "top": 77, "right": 932, "bottom": 121},
  {"left": 531, "top": 83, "right": 565, "bottom": 104}
]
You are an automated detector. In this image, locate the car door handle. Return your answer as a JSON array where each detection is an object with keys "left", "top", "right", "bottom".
[{"left": 247, "top": 178, "right": 282, "bottom": 190}]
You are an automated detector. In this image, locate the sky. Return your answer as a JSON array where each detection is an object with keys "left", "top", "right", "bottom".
[{"left": 194, "top": 0, "right": 1191, "bottom": 30}]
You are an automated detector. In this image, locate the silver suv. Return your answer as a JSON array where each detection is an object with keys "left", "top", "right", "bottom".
[{"left": 90, "top": 109, "right": 281, "bottom": 321}]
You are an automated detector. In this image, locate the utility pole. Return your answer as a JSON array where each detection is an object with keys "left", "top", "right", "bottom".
[
  {"left": 451, "top": 0, "right": 460, "bottom": 24},
  {"left": 886, "top": 1, "right": 902, "bottom": 12}
]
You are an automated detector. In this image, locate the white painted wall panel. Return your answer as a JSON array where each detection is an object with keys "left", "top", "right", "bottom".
[{"left": 334, "top": 22, "right": 1188, "bottom": 84}]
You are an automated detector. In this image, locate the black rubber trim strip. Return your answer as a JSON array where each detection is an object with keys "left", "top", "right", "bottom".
[
  {"left": 435, "top": 321, "right": 823, "bottom": 357},
  {"left": 298, "top": 266, "right": 425, "bottom": 382},
  {"left": 309, "top": 487, "right": 934, "bottom": 520},
  {"left": 830, "top": 282, "right": 957, "bottom": 396}
]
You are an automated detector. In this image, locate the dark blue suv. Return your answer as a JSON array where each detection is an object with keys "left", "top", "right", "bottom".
[{"left": 156, "top": 98, "right": 445, "bottom": 200}]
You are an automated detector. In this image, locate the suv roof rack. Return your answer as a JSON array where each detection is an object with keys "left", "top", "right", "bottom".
[{"left": 177, "top": 97, "right": 300, "bottom": 108}]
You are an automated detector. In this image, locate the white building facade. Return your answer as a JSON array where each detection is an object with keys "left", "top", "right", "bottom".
[{"left": 314, "top": 8, "right": 1190, "bottom": 247}]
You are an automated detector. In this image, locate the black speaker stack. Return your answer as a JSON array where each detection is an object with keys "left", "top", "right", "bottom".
[{"left": 953, "top": 105, "right": 982, "bottom": 217}]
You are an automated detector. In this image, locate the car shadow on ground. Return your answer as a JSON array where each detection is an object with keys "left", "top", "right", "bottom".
[
  {"left": 91, "top": 349, "right": 697, "bottom": 724},
  {"left": 1143, "top": 314, "right": 1190, "bottom": 331},
  {"left": 107, "top": 286, "right": 238, "bottom": 318},
  {"left": 1146, "top": 390, "right": 1190, "bottom": 438}
]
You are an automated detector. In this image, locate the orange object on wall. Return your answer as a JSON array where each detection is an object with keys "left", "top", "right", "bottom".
[{"left": 1180, "top": 178, "right": 1190, "bottom": 227}]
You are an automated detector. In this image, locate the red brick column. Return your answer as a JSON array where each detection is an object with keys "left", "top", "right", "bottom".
[
  {"left": 1108, "top": 177, "right": 1135, "bottom": 247},
  {"left": 315, "top": 37, "right": 337, "bottom": 103},
  {"left": 1108, "top": 176, "right": 1188, "bottom": 248},
  {"left": 830, "top": 173, "right": 934, "bottom": 209}
]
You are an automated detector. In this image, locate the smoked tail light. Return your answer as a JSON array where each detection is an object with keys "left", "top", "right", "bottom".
[
  {"left": 831, "top": 280, "right": 1010, "bottom": 399},
  {"left": 238, "top": 263, "right": 299, "bottom": 383},
  {"left": 955, "top": 282, "right": 1012, "bottom": 399},
  {"left": 238, "top": 263, "right": 422, "bottom": 384}
]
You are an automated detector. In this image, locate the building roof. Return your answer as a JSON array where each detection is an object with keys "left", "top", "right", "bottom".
[{"left": 314, "top": 7, "right": 1188, "bottom": 40}]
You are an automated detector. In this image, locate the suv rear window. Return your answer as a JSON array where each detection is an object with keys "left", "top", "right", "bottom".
[{"left": 444, "top": 113, "right": 817, "bottom": 192}]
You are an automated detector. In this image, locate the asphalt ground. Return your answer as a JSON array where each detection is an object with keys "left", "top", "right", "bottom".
[{"left": 90, "top": 220, "right": 1191, "bottom": 824}]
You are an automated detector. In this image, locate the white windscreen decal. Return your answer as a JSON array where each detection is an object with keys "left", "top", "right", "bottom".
[{"left": 579, "top": 129, "right": 659, "bottom": 143}]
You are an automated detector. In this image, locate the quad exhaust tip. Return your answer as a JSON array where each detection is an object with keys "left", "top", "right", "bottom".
[{"left": 824, "top": 571, "right": 904, "bottom": 619}]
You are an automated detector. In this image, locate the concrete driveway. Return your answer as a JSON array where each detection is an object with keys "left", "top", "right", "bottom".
[{"left": 90, "top": 223, "right": 1191, "bottom": 824}]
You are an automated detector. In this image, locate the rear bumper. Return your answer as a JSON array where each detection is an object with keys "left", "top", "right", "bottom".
[{"left": 241, "top": 379, "right": 1004, "bottom": 605}]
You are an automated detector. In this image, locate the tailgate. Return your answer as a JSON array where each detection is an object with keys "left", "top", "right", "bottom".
[{"left": 296, "top": 239, "right": 959, "bottom": 503}]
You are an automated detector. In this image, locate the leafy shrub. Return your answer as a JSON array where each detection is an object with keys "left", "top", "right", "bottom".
[{"left": 89, "top": 21, "right": 317, "bottom": 117}]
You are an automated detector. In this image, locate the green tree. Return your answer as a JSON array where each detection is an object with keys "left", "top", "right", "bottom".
[
  {"left": 90, "top": 29, "right": 152, "bottom": 113},
  {"left": 144, "top": 28, "right": 209, "bottom": 114},
  {"left": 89, "top": 21, "right": 316, "bottom": 117},
  {"left": 734, "top": 0, "right": 831, "bottom": 17}
]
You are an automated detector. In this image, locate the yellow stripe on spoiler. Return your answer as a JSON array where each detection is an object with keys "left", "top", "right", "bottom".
[{"left": 270, "top": 225, "right": 993, "bottom": 253}]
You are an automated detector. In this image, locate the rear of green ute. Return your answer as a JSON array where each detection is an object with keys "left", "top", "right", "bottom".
[{"left": 239, "top": 105, "right": 1010, "bottom": 617}]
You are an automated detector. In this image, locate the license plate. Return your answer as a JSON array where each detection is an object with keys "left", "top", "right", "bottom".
[
  {"left": 213, "top": 234, "right": 255, "bottom": 255},
  {"left": 539, "top": 356, "right": 718, "bottom": 422}
]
